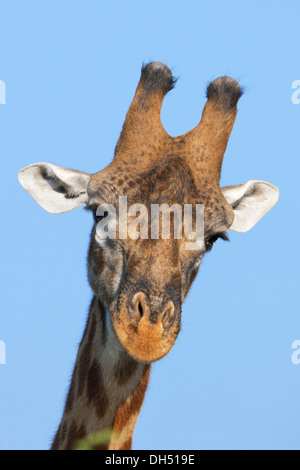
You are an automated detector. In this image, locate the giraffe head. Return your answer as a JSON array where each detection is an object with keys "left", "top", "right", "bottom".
[{"left": 18, "top": 62, "right": 279, "bottom": 363}]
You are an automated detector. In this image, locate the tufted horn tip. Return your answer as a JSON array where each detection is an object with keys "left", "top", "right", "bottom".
[
  {"left": 140, "top": 62, "right": 176, "bottom": 95},
  {"left": 206, "top": 76, "right": 243, "bottom": 113},
  {"left": 113, "top": 62, "right": 175, "bottom": 160}
]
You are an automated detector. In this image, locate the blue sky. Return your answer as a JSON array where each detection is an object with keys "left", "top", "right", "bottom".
[{"left": 0, "top": 0, "right": 299, "bottom": 450}]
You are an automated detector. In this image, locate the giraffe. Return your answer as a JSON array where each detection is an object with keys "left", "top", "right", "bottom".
[{"left": 18, "top": 62, "right": 279, "bottom": 450}]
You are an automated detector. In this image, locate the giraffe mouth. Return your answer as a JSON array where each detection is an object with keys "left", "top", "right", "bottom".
[{"left": 110, "top": 303, "right": 181, "bottom": 363}]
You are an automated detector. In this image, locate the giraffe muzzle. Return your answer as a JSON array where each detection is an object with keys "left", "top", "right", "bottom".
[{"left": 110, "top": 291, "right": 181, "bottom": 363}]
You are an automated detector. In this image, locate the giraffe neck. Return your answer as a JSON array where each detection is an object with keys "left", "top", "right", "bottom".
[{"left": 51, "top": 296, "right": 150, "bottom": 450}]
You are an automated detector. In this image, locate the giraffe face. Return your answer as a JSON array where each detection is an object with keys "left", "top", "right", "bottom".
[
  {"left": 18, "top": 62, "right": 279, "bottom": 364},
  {"left": 87, "top": 156, "right": 232, "bottom": 363}
]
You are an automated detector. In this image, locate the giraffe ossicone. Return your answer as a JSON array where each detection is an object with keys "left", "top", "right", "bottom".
[{"left": 18, "top": 61, "right": 279, "bottom": 450}]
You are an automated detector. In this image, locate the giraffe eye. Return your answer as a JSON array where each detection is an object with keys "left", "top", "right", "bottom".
[{"left": 93, "top": 210, "right": 108, "bottom": 224}]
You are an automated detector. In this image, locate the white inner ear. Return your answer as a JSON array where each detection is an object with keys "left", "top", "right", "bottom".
[
  {"left": 221, "top": 180, "right": 279, "bottom": 232},
  {"left": 18, "top": 162, "right": 91, "bottom": 214}
]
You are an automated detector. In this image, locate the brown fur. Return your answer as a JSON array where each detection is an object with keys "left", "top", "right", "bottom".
[
  {"left": 108, "top": 366, "right": 151, "bottom": 450},
  {"left": 51, "top": 62, "right": 242, "bottom": 450}
]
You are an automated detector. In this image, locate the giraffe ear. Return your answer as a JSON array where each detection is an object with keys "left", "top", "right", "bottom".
[
  {"left": 221, "top": 180, "right": 279, "bottom": 232},
  {"left": 18, "top": 162, "right": 91, "bottom": 214}
]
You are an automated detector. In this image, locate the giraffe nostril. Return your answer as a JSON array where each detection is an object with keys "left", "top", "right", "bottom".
[
  {"left": 131, "top": 292, "right": 176, "bottom": 328},
  {"left": 131, "top": 292, "right": 148, "bottom": 322},
  {"left": 138, "top": 301, "right": 144, "bottom": 318},
  {"left": 161, "top": 302, "right": 175, "bottom": 329}
]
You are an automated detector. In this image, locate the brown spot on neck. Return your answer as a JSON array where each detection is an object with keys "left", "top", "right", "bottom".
[
  {"left": 115, "top": 350, "right": 139, "bottom": 385},
  {"left": 109, "top": 365, "right": 151, "bottom": 450},
  {"left": 87, "top": 358, "right": 109, "bottom": 420}
]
